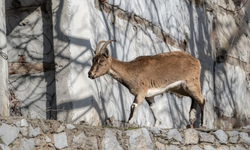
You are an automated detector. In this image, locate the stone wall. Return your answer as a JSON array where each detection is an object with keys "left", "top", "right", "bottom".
[{"left": 0, "top": 117, "right": 250, "bottom": 150}]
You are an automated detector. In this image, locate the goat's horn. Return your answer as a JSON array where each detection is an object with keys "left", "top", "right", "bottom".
[
  {"left": 100, "top": 40, "right": 116, "bottom": 53},
  {"left": 95, "top": 41, "right": 106, "bottom": 54}
]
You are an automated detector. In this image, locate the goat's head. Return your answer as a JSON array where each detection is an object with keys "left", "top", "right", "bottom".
[{"left": 88, "top": 40, "right": 116, "bottom": 79}]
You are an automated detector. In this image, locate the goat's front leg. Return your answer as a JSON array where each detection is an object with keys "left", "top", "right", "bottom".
[{"left": 127, "top": 92, "right": 146, "bottom": 124}]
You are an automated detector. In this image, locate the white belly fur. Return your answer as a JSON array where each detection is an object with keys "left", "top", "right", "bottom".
[{"left": 146, "top": 80, "right": 185, "bottom": 97}]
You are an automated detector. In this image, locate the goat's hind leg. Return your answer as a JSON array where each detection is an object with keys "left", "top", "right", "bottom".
[
  {"left": 185, "top": 84, "right": 205, "bottom": 128},
  {"left": 188, "top": 99, "right": 197, "bottom": 128},
  {"left": 179, "top": 81, "right": 205, "bottom": 128}
]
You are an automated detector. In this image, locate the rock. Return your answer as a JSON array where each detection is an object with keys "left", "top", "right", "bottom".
[
  {"left": 51, "top": 120, "right": 60, "bottom": 131},
  {"left": 160, "top": 129, "right": 168, "bottom": 138},
  {"left": 73, "top": 133, "right": 87, "bottom": 149},
  {"left": 19, "top": 138, "right": 35, "bottom": 150},
  {"left": 45, "top": 135, "right": 52, "bottom": 143},
  {"left": 213, "top": 129, "right": 228, "bottom": 144},
  {"left": 149, "top": 127, "right": 160, "bottom": 134},
  {"left": 72, "top": 133, "right": 86, "bottom": 149},
  {"left": 66, "top": 124, "right": 75, "bottom": 130},
  {"left": 20, "top": 119, "right": 29, "bottom": 127},
  {"left": 56, "top": 124, "right": 65, "bottom": 133},
  {"left": 204, "top": 145, "right": 216, "bottom": 150},
  {"left": 0, "top": 144, "right": 11, "bottom": 150},
  {"left": 20, "top": 127, "right": 28, "bottom": 136},
  {"left": 0, "top": 123, "right": 19, "bottom": 145},
  {"left": 230, "top": 145, "right": 246, "bottom": 150},
  {"left": 34, "top": 138, "right": 40, "bottom": 146},
  {"left": 54, "top": 132, "right": 68, "bottom": 149},
  {"left": 199, "top": 132, "right": 215, "bottom": 143},
  {"left": 180, "top": 146, "right": 188, "bottom": 150},
  {"left": 190, "top": 145, "right": 203, "bottom": 150},
  {"left": 184, "top": 129, "right": 199, "bottom": 145},
  {"left": 165, "top": 145, "right": 181, "bottom": 150},
  {"left": 29, "top": 125, "right": 41, "bottom": 137},
  {"left": 168, "top": 129, "right": 182, "bottom": 142},
  {"left": 242, "top": 125, "right": 250, "bottom": 129},
  {"left": 227, "top": 131, "right": 238, "bottom": 144},
  {"left": 102, "top": 129, "right": 123, "bottom": 150},
  {"left": 72, "top": 132, "right": 98, "bottom": 150},
  {"left": 155, "top": 141, "right": 165, "bottom": 150},
  {"left": 40, "top": 120, "right": 49, "bottom": 133},
  {"left": 125, "top": 128, "right": 154, "bottom": 150},
  {"left": 87, "top": 137, "right": 98, "bottom": 150},
  {"left": 239, "top": 132, "right": 250, "bottom": 146},
  {"left": 217, "top": 145, "right": 229, "bottom": 150},
  {"left": 15, "top": 121, "right": 21, "bottom": 127}
]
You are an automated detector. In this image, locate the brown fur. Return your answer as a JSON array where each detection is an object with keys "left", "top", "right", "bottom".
[{"left": 88, "top": 40, "right": 205, "bottom": 127}]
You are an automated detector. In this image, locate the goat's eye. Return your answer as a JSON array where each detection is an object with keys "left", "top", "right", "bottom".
[
  {"left": 98, "top": 60, "right": 103, "bottom": 65},
  {"left": 99, "top": 59, "right": 105, "bottom": 65}
]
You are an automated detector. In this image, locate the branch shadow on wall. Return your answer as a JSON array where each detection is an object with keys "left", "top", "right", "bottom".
[
  {"left": 6, "top": 0, "right": 57, "bottom": 119},
  {"left": 212, "top": 1, "right": 250, "bottom": 128},
  {"left": 93, "top": 0, "right": 191, "bottom": 127},
  {"left": 185, "top": 0, "right": 250, "bottom": 128}
]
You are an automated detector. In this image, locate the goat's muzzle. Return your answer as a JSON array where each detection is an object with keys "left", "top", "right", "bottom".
[{"left": 88, "top": 71, "right": 95, "bottom": 79}]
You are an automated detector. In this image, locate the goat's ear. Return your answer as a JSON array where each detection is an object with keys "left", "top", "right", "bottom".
[
  {"left": 91, "top": 48, "right": 97, "bottom": 54},
  {"left": 103, "top": 48, "right": 109, "bottom": 58}
]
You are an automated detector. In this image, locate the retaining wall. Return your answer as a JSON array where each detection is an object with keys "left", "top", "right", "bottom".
[{"left": 0, "top": 117, "right": 250, "bottom": 150}]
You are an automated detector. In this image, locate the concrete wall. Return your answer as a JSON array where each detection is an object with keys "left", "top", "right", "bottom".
[
  {"left": 0, "top": 0, "right": 9, "bottom": 116},
  {"left": 3, "top": 0, "right": 250, "bottom": 129},
  {"left": 65, "top": 0, "right": 250, "bottom": 129},
  {"left": 6, "top": 0, "right": 56, "bottom": 119}
]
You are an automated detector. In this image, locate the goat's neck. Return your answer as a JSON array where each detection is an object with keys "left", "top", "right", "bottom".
[{"left": 108, "top": 57, "right": 129, "bottom": 84}]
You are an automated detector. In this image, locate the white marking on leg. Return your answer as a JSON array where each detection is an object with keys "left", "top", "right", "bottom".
[{"left": 132, "top": 103, "right": 138, "bottom": 108}]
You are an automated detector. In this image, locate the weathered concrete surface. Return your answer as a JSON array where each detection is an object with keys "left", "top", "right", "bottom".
[
  {"left": 51, "top": 0, "right": 73, "bottom": 122},
  {"left": 6, "top": 0, "right": 56, "bottom": 119},
  {"left": 66, "top": 0, "right": 250, "bottom": 129},
  {"left": 0, "top": 117, "right": 249, "bottom": 150},
  {"left": 3, "top": 0, "right": 250, "bottom": 129},
  {"left": 0, "top": 0, "right": 9, "bottom": 117}
]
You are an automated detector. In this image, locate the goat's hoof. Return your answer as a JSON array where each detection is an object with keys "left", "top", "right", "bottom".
[
  {"left": 186, "top": 124, "right": 194, "bottom": 129},
  {"left": 128, "top": 120, "right": 134, "bottom": 124},
  {"left": 199, "top": 125, "right": 206, "bottom": 129}
]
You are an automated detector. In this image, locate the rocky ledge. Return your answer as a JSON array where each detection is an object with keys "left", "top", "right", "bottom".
[{"left": 0, "top": 117, "right": 250, "bottom": 150}]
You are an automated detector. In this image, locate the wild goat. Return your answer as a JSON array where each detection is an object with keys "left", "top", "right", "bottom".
[{"left": 88, "top": 40, "right": 205, "bottom": 128}]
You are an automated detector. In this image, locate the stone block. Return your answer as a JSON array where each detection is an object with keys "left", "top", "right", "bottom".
[
  {"left": 213, "top": 130, "right": 228, "bottom": 144},
  {"left": 126, "top": 128, "right": 154, "bottom": 150},
  {"left": 166, "top": 145, "right": 181, "bottom": 150},
  {"left": 184, "top": 129, "right": 199, "bottom": 145},
  {"left": 199, "top": 132, "right": 215, "bottom": 143},
  {"left": 227, "top": 131, "right": 238, "bottom": 144},
  {"left": 204, "top": 145, "right": 216, "bottom": 150},
  {"left": 29, "top": 125, "right": 41, "bottom": 137},
  {"left": 168, "top": 129, "right": 182, "bottom": 142},
  {"left": 19, "top": 138, "right": 35, "bottom": 150},
  {"left": 102, "top": 129, "right": 123, "bottom": 150},
  {"left": 155, "top": 141, "right": 166, "bottom": 150},
  {"left": 54, "top": 132, "right": 68, "bottom": 149},
  {"left": 0, "top": 123, "right": 19, "bottom": 146},
  {"left": 239, "top": 132, "right": 250, "bottom": 146}
]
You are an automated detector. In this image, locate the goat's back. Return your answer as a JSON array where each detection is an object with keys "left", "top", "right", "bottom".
[{"left": 126, "top": 51, "right": 201, "bottom": 86}]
